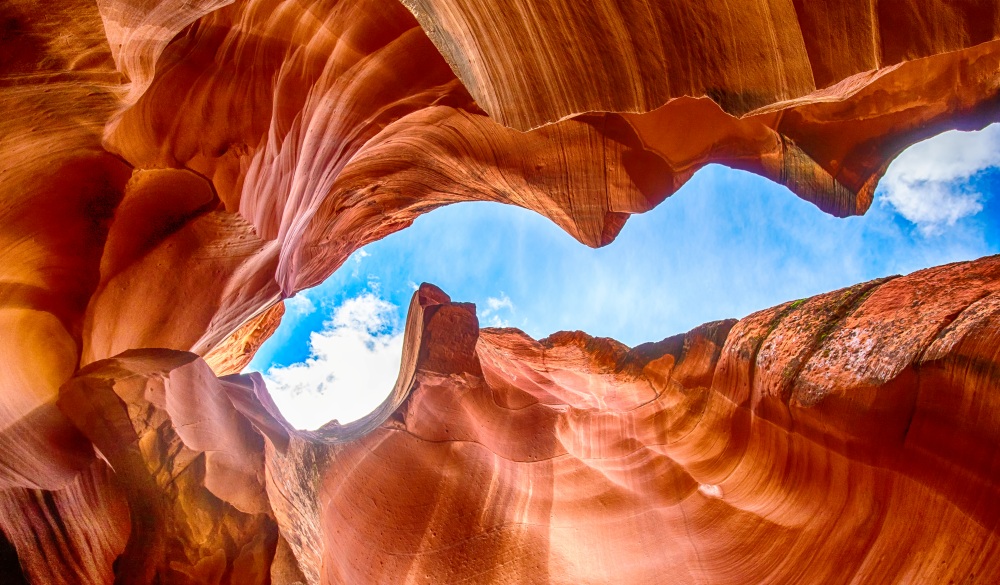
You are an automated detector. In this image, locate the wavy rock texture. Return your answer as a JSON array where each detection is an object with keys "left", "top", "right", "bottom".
[
  {"left": 253, "top": 266, "right": 1000, "bottom": 584},
  {"left": 1, "top": 0, "right": 1000, "bottom": 582},
  {"left": 58, "top": 350, "right": 277, "bottom": 585},
  {"left": 403, "top": 0, "right": 1000, "bottom": 129},
  {"left": 6, "top": 265, "right": 1000, "bottom": 583}
]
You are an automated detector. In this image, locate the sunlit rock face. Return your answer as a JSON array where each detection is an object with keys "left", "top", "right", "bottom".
[
  {"left": 1, "top": 0, "right": 1000, "bottom": 582},
  {"left": 8, "top": 268, "right": 1000, "bottom": 583},
  {"left": 267, "top": 269, "right": 1000, "bottom": 584}
]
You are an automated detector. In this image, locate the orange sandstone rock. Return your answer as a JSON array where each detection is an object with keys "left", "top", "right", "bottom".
[
  {"left": 251, "top": 268, "right": 1000, "bottom": 584},
  {"left": 204, "top": 301, "right": 285, "bottom": 376},
  {"left": 2, "top": 264, "right": 993, "bottom": 583},
  {"left": 58, "top": 350, "right": 277, "bottom": 584},
  {"left": 1, "top": 0, "right": 1000, "bottom": 582}
]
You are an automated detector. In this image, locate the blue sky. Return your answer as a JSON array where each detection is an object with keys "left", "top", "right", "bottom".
[{"left": 249, "top": 125, "right": 1000, "bottom": 429}]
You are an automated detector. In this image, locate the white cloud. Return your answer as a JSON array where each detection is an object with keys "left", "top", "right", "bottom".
[
  {"left": 486, "top": 315, "right": 509, "bottom": 327},
  {"left": 328, "top": 293, "right": 394, "bottom": 334},
  {"left": 881, "top": 181, "right": 982, "bottom": 235},
  {"left": 285, "top": 293, "right": 316, "bottom": 317},
  {"left": 486, "top": 293, "right": 514, "bottom": 313},
  {"left": 880, "top": 124, "right": 999, "bottom": 234},
  {"left": 480, "top": 292, "right": 515, "bottom": 327},
  {"left": 350, "top": 248, "right": 370, "bottom": 277},
  {"left": 262, "top": 292, "right": 403, "bottom": 430}
]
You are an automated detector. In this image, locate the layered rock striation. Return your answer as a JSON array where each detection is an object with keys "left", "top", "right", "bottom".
[
  {"left": 5, "top": 263, "right": 1000, "bottom": 583},
  {"left": 2, "top": 0, "right": 1000, "bottom": 582}
]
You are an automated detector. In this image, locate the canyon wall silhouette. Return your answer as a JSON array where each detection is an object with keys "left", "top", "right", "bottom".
[{"left": 1, "top": 0, "right": 999, "bottom": 582}]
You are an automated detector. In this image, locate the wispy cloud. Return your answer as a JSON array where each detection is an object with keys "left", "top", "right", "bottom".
[
  {"left": 880, "top": 125, "right": 1000, "bottom": 234},
  {"left": 350, "top": 248, "right": 370, "bottom": 277},
  {"left": 285, "top": 292, "right": 316, "bottom": 317},
  {"left": 480, "top": 292, "right": 515, "bottom": 327},
  {"left": 486, "top": 294, "right": 514, "bottom": 312},
  {"left": 262, "top": 292, "right": 403, "bottom": 430}
]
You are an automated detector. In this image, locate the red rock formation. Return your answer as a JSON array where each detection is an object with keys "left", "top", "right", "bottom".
[
  {"left": 403, "top": 0, "right": 1000, "bottom": 130},
  {"left": 248, "top": 265, "right": 1000, "bottom": 584},
  {"left": 2, "top": 0, "right": 1000, "bottom": 582},
  {"left": 204, "top": 301, "right": 285, "bottom": 376},
  {"left": 0, "top": 461, "right": 128, "bottom": 585},
  {"left": 58, "top": 350, "right": 277, "bottom": 584},
  {"left": 5, "top": 265, "right": 999, "bottom": 583}
]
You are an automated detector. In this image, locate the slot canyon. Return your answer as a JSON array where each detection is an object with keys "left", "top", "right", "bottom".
[{"left": 1, "top": 0, "right": 999, "bottom": 583}]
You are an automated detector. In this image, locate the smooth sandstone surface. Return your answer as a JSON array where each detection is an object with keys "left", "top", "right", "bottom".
[
  {"left": 4, "top": 268, "right": 1000, "bottom": 583},
  {"left": 1, "top": 0, "right": 1000, "bottom": 582}
]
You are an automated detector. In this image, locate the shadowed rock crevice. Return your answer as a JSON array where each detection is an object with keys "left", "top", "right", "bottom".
[{"left": 0, "top": 527, "right": 27, "bottom": 585}]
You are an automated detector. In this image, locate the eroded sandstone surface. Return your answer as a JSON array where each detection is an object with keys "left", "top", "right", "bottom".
[
  {"left": 2, "top": 0, "right": 1000, "bottom": 582},
  {"left": 7, "top": 267, "right": 1000, "bottom": 583}
]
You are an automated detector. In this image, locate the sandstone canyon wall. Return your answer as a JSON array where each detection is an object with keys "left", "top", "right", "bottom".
[{"left": 1, "top": 0, "right": 1000, "bottom": 582}]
